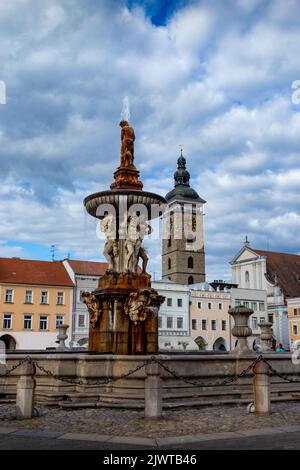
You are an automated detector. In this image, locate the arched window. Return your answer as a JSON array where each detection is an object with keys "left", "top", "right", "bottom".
[
  {"left": 245, "top": 270, "right": 250, "bottom": 288},
  {"left": 188, "top": 275, "right": 194, "bottom": 285},
  {"left": 188, "top": 256, "right": 194, "bottom": 269},
  {"left": 168, "top": 237, "right": 171, "bottom": 247},
  {"left": 168, "top": 258, "right": 171, "bottom": 270}
]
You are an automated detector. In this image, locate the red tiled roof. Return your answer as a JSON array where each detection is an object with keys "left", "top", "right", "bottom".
[
  {"left": 252, "top": 249, "right": 300, "bottom": 298},
  {"left": 67, "top": 259, "right": 107, "bottom": 276},
  {"left": 0, "top": 258, "right": 74, "bottom": 287}
]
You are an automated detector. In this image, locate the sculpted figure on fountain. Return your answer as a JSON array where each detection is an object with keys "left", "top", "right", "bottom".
[
  {"left": 101, "top": 211, "right": 118, "bottom": 272},
  {"left": 122, "top": 212, "right": 152, "bottom": 273},
  {"left": 120, "top": 120, "right": 135, "bottom": 167}
]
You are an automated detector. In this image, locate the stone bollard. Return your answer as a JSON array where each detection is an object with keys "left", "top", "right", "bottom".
[
  {"left": 144, "top": 361, "right": 162, "bottom": 418},
  {"left": 258, "top": 322, "right": 273, "bottom": 352},
  {"left": 56, "top": 324, "right": 69, "bottom": 351},
  {"left": 16, "top": 360, "right": 36, "bottom": 419},
  {"left": 253, "top": 359, "right": 271, "bottom": 414}
]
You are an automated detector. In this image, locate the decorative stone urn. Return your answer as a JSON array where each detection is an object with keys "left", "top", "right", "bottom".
[
  {"left": 228, "top": 306, "right": 254, "bottom": 355},
  {"left": 56, "top": 324, "right": 69, "bottom": 351},
  {"left": 258, "top": 322, "right": 273, "bottom": 352}
]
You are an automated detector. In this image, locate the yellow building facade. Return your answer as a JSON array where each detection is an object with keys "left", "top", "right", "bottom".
[
  {"left": 287, "top": 297, "right": 300, "bottom": 347},
  {"left": 0, "top": 258, "right": 74, "bottom": 350}
]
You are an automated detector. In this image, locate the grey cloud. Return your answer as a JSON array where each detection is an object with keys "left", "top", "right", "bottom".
[{"left": 0, "top": 0, "right": 300, "bottom": 278}]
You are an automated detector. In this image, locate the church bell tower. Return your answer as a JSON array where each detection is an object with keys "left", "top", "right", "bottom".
[{"left": 162, "top": 151, "right": 206, "bottom": 284}]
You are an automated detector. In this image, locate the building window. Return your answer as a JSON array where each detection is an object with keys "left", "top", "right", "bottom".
[
  {"left": 294, "top": 308, "right": 300, "bottom": 315},
  {"left": 177, "top": 298, "right": 182, "bottom": 307},
  {"left": 222, "top": 320, "right": 226, "bottom": 331},
  {"left": 252, "top": 317, "right": 258, "bottom": 330},
  {"left": 202, "top": 319, "right": 207, "bottom": 330},
  {"left": 188, "top": 276, "right": 194, "bottom": 285},
  {"left": 23, "top": 315, "right": 32, "bottom": 329},
  {"left": 39, "top": 315, "right": 48, "bottom": 330},
  {"left": 177, "top": 317, "right": 183, "bottom": 329},
  {"left": 245, "top": 271, "right": 250, "bottom": 288},
  {"left": 168, "top": 258, "right": 171, "bottom": 270},
  {"left": 158, "top": 316, "right": 162, "bottom": 328},
  {"left": 78, "top": 315, "right": 85, "bottom": 327},
  {"left": 198, "top": 302, "right": 202, "bottom": 309},
  {"left": 188, "top": 257, "right": 193, "bottom": 269},
  {"left": 168, "top": 238, "right": 171, "bottom": 247},
  {"left": 56, "top": 315, "right": 64, "bottom": 328},
  {"left": 25, "top": 290, "right": 33, "bottom": 304},
  {"left": 208, "top": 302, "right": 212, "bottom": 310},
  {"left": 211, "top": 320, "right": 216, "bottom": 330},
  {"left": 268, "top": 314, "right": 273, "bottom": 324},
  {"left": 57, "top": 292, "right": 64, "bottom": 305},
  {"left": 259, "top": 317, "right": 265, "bottom": 324},
  {"left": 293, "top": 324, "right": 298, "bottom": 335},
  {"left": 259, "top": 302, "right": 265, "bottom": 312},
  {"left": 167, "top": 298, "right": 172, "bottom": 307},
  {"left": 167, "top": 317, "right": 173, "bottom": 328},
  {"left": 4, "top": 289, "right": 13, "bottom": 303},
  {"left": 251, "top": 302, "right": 257, "bottom": 311},
  {"left": 41, "top": 291, "right": 49, "bottom": 304},
  {"left": 192, "top": 319, "right": 197, "bottom": 330},
  {"left": 3, "top": 314, "right": 12, "bottom": 329},
  {"left": 243, "top": 301, "right": 249, "bottom": 308},
  {"left": 79, "top": 290, "right": 87, "bottom": 302},
  {"left": 219, "top": 303, "right": 223, "bottom": 310}
]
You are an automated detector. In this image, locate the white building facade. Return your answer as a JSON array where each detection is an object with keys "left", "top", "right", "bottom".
[
  {"left": 189, "top": 283, "right": 231, "bottom": 351},
  {"left": 230, "top": 244, "right": 295, "bottom": 349},
  {"left": 63, "top": 260, "right": 106, "bottom": 346},
  {"left": 152, "top": 280, "right": 197, "bottom": 351}
]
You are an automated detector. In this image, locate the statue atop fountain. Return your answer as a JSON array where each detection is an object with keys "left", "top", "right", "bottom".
[
  {"left": 120, "top": 120, "right": 135, "bottom": 167},
  {"left": 83, "top": 120, "right": 166, "bottom": 354},
  {"left": 110, "top": 120, "right": 143, "bottom": 191}
]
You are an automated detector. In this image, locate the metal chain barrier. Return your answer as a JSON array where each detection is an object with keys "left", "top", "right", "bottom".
[
  {"left": 3, "top": 354, "right": 300, "bottom": 389},
  {"left": 0, "top": 356, "right": 150, "bottom": 385},
  {"left": 0, "top": 356, "right": 33, "bottom": 378},
  {"left": 149, "top": 355, "right": 263, "bottom": 387},
  {"left": 261, "top": 357, "right": 300, "bottom": 384},
  {"left": 35, "top": 358, "right": 150, "bottom": 386}
]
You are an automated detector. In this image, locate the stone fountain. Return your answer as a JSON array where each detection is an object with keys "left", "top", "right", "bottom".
[{"left": 82, "top": 120, "right": 166, "bottom": 354}]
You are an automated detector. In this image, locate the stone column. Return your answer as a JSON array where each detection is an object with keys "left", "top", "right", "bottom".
[
  {"left": 144, "top": 361, "right": 162, "bottom": 418},
  {"left": 16, "top": 360, "right": 36, "bottom": 419},
  {"left": 56, "top": 324, "right": 69, "bottom": 351},
  {"left": 258, "top": 322, "right": 273, "bottom": 352},
  {"left": 253, "top": 360, "right": 271, "bottom": 413},
  {"left": 229, "top": 306, "right": 254, "bottom": 355}
]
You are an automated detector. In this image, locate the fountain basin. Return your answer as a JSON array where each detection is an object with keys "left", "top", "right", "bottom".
[{"left": 84, "top": 189, "right": 167, "bottom": 220}]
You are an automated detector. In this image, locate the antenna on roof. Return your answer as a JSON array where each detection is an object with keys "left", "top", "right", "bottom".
[{"left": 51, "top": 245, "right": 57, "bottom": 262}]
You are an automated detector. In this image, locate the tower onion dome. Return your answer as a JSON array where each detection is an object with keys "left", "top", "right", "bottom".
[{"left": 165, "top": 151, "right": 206, "bottom": 203}]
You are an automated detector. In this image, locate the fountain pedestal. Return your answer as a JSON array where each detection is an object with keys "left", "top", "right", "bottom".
[
  {"left": 83, "top": 120, "right": 166, "bottom": 354},
  {"left": 87, "top": 272, "right": 163, "bottom": 354}
]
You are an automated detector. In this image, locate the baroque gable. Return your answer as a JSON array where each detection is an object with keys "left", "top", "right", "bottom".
[{"left": 231, "top": 247, "right": 261, "bottom": 265}]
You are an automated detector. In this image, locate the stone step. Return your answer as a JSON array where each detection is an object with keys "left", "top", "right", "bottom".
[
  {"left": 32, "top": 384, "right": 300, "bottom": 406},
  {"left": 57, "top": 394, "right": 300, "bottom": 410}
]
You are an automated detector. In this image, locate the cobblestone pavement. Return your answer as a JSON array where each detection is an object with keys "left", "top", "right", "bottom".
[{"left": 0, "top": 402, "right": 299, "bottom": 438}]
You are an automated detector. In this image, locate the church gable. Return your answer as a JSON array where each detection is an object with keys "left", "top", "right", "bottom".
[{"left": 231, "top": 247, "right": 260, "bottom": 264}]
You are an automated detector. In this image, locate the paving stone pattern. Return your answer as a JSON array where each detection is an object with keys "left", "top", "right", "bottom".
[{"left": 0, "top": 402, "right": 299, "bottom": 438}]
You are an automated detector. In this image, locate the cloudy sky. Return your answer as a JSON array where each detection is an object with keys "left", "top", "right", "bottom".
[{"left": 0, "top": 0, "right": 299, "bottom": 281}]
